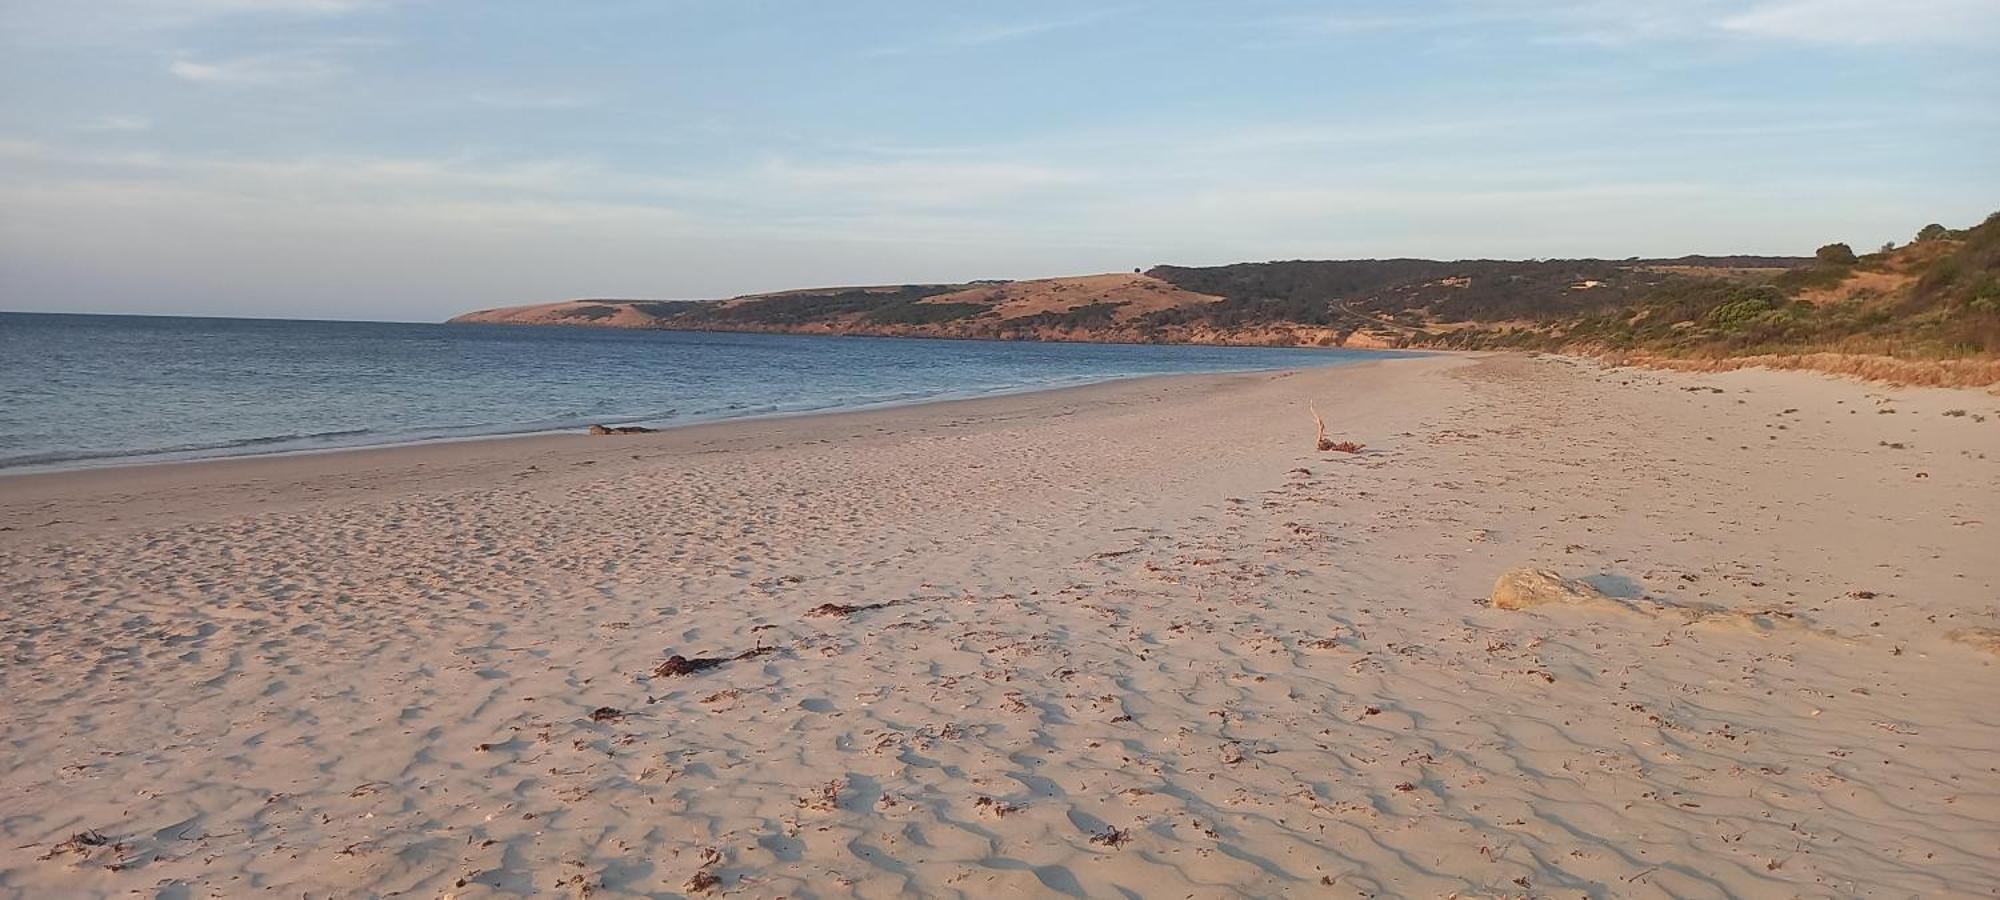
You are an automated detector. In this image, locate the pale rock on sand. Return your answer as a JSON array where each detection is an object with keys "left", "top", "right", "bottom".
[{"left": 1487, "top": 567, "right": 1616, "bottom": 610}]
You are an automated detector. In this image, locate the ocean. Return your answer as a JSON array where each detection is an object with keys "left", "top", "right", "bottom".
[{"left": 0, "top": 312, "right": 1398, "bottom": 472}]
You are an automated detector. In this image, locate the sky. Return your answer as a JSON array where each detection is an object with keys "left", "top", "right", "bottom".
[{"left": 0, "top": 1, "right": 1996, "bottom": 322}]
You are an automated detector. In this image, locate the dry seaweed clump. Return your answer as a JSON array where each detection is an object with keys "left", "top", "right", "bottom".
[
  {"left": 799, "top": 780, "right": 842, "bottom": 812},
  {"left": 973, "top": 796, "right": 1022, "bottom": 816},
  {"left": 652, "top": 645, "right": 777, "bottom": 677},
  {"left": 807, "top": 600, "right": 894, "bottom": 617},
  {"left": 653, "top": 655, "right": 727, "bottom": 677},
  {"left": 39, "top": 830, "right": 110, "bottom": 861},
  {"left": 1089, "top": 826, "right": 1132, "bottom": 848},
  {"left": 1308, "top": 403, "right": 1367, "bottom": 453}
]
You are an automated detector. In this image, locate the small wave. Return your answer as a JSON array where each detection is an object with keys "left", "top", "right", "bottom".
[
  {"left": 0, "top": 411, "right": 707, "bottom": 472},
  {"left": 0, "top": 427, "right": 382, "bottom": 469}
]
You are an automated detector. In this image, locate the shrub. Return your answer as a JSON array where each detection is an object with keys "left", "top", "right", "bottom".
[
  {"left": 1816, "top": 243, "right": 1858, "bottom": 265},
  {"left": 865, "top": 301, "right": 988, "bottom": 325},
  {"left": 1705, "top": 288, "right": 1783, "bottom": 331},
  {"left": 1004, "top": 301, "right": 1124, "bottom": 331}
]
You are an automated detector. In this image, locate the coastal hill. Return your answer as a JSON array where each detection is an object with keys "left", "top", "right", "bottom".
[
  {"left": 447, "top": 272, "right": 1357, "bottom": 346},
  {"left": 452, "top": 213, "right": 1999, "bottom": 363}
]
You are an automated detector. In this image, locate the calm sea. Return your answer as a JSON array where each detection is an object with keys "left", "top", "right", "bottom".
[{"left": 0, "top": 312, "right": 1397, "bottom": 472}]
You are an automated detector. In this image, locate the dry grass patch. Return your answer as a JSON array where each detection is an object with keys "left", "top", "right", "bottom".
[{"left": 1617, "top": 352, "right": 2000, "bottom": 390}]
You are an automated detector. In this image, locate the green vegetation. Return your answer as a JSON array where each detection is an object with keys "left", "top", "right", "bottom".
[
  {"left": 570, "top": 304, "right": 621, "bottom": 321},
  {"left": 695, "top": 285, "right": 966, "bottom": 326},
  {"left": 1139, "top": 256, "right": 1809, "bottom": 329},
  {"left": 626, "top": 300, "right": 704, "bottom": 318},
  {"left": 1001, "top": 301, "right": 1124, "bottom": 331},
  {"left": 1422, "top": 212, "right": 2000, "bottom": 358},
  {"left": 1771, "top": 259, "right": 1852, "bottom": 292},
  {"left": 863, "top": 300, "right": 990, "bottom": 325}
]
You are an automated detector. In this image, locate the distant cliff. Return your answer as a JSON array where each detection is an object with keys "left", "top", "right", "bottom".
[
  {"left": 449, "top": 273, "right": 1365, "bottom": 347},
  {"left": 445, "top": 263, "right": 1789, "bottom": 350},
  {"left": 452, "top": 212, "right": 2000, "bottom": 365}
]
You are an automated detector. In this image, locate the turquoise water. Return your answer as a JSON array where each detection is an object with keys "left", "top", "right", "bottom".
[{"left": 0, "top": 312, "right": 1401, "bottom": 471}]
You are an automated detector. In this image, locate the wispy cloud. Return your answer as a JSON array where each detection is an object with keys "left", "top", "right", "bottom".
[
  {"left": 0, "top": 0, "right": 397, "bottom": 53},
  {"left": 80, "top": 115, "right": 154, "bottom": 133},
  {"left": 1718, "top": 0, "right": 2000, "bottom": 45},
  {"left": 952, "top": 9, "right": 1121, "bottom": 46},
  {"left": 163, "top": 35, "right": 386, "bottom": 86},
  {"left": 1264, "top": 2, "right": 1695, "bottom": 45},
  {"left": 865, "top": 8, "right": 1127, "bottom": 57},
  {"left": 0, "top": 138, "right": 723, "bottom": 219},
  {"left": 0, "top": 135, "right": 1088, "bottom": 228},
  {"left": 759, "top": 158, "right": 1086, "bottom": 207},
  {"left": 1268, "top": 0, "right": 1998, "bottom": 48},
  {"left": 1271, "top": 9, "right": 1538, "bottom": 36},
  {"left": 129, "top": 0, "right": 385, "bottom": 22},
  {"left": 169, "top": 52, "right": 341, "bottom": 85},
  {"left": 470, "top": 90, "right": 602, "bottom": 111}
]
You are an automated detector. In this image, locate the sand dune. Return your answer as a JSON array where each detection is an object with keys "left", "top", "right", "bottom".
[{"left": 1, "top": 354, "right": 1996, "bottom": 897}]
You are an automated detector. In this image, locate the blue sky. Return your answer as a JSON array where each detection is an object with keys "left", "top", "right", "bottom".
[{"left": 1, "top": 0, "right": 1995, "bottom": 321}]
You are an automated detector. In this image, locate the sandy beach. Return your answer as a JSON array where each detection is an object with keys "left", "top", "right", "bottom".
[{"left": 2, "top": 352, "right": 1996, "bottom": 898}]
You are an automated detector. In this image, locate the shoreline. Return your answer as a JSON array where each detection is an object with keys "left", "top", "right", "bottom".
[
  {"left": 0, "top": 361, "right": 1349, "bottom": 539},
  {"left": 2, "top": 352, "right": 1996, "bottom": 896},
  {"left": 0, "top": 351, "right": 1403, "bottom": 479}
]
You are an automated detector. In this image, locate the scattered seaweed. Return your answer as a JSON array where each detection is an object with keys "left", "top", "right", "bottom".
[
  {"left": 973, "top": 796, "right": 1021, "bottom": 816},
  {"left": 653, "top": 645, "right": 777, "bottom": 677},
  {"left": 799, "top": 780, "right": 842, "bottom": 812},
  {"left": 39, "top": 830, "right": 109, "bottom": 861},
  {"left": 653, "top": 655, "right": 727, "bottom": 677},
  {"left": 1089, "top": 826, "right": 1132, "bottom": 848},
  {"left": 807, "top": 601, "right": 894, "bottom": 618}
]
